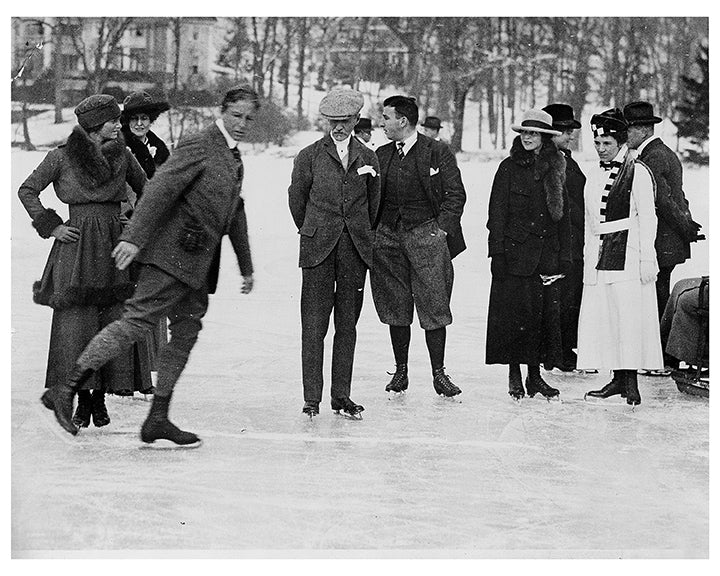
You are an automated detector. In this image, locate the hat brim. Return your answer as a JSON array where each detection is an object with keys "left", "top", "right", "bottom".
[
  {"left": 322, "top": 114, "right": 355, "bottom": 121},
  {"left": 511, "top": 124, "right": 562, "bottom": 136},
  {"left": 553, "top": 120, "right": 582, "bottom": 130},
  {"left": 122, "top": 102, "right": 170, "bottom": 117}
]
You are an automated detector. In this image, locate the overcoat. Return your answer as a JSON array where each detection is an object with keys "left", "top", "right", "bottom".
[
  {"left": 375, "top": 132, "right": 466, "bottom": 258},
  {"left": 121, "top": 122, "right": 253, "bottom": 293},
  {"left": 288, "top": 134, "right": 380, "bottom": 268},
  {"left": 637, "top": 137, "right": 697, "bottom": 268}
]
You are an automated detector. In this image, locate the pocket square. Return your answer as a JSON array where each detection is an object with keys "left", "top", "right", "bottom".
[
  {"left": 357, "top": 165, "right": 377, "bottom": 177},
  {"left": 430, "top": 167, "right": 440, "bottom": 176}
]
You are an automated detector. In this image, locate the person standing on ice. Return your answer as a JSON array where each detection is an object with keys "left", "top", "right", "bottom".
[
  {"left": 541, "top": 103, "right": 587, "bottom": 372},
  {"left": 485, "top": 109, "right": 571, "bottom": 400},
  {"left": 18, "top": 94, "right": 151, "bottom": 430},
  {"left": 372, "top": 95, "right": 466, "bottom": 398},
  {"left": 577, "top": 108, "right": 663, "bottom": 406},
  {"left": 289, "top": 88, "right": 381, "bottom": 419},
  {"left": 39, "top": 85, "right": 257, "bottom": 446}
]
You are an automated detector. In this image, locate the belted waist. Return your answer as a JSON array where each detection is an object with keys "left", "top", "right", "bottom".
[{"left": 68, "top": 202, "right": 121, "bottom": 219}]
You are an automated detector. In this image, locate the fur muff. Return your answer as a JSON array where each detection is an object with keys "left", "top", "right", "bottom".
[
  {"left": 32, "top": 208, "right": 63, "bottom": 238},
  {"left": 66, "top": 126, "right": 128, "bottom": 189},
  {"left": 510, "top": 136, "right": 566, "bottom": 221}
]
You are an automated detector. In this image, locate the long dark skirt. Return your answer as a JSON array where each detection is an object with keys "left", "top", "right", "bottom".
[
  {"left": 485, "top": 274, "right": 563, "bottom": 366},
  {"left": 44, "top": 303, "right": 153, "bottom": 392}
]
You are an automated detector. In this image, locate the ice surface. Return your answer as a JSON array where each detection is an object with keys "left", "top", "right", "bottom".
[{"left": 10, "top": 149, "right": 710, "bottom": 558}]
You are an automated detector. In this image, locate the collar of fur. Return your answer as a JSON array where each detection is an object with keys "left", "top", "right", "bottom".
[
  {"left": 66, "top": 125, "right": 127, "bottom": 188},
  {"left": 510, "top": 135, "right": 566, "bottom": 222}
]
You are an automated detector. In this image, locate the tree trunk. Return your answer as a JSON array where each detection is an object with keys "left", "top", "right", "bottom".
[
  {"left": 281, "top": 18, "right": 292, "bottom": 108},
  {"left": 296, "top": 17, "right": 307, "bottom": 122},
  {"left": 450, "top": 80, "right": 469, "bottom": 153}
]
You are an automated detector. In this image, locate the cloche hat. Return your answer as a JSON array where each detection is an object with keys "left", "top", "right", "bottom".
[{"left": 511, "top": 109, "right": 561, "bottom": 136}]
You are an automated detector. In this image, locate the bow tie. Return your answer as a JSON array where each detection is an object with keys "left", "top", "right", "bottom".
[{"left": 600, "top": 160, "right": 620, "bottom": 171}]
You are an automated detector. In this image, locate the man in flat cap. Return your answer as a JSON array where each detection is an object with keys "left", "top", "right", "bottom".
[
  {"left": 374, "top": 95, "right": 466, "bottom": 398},
  {"left": 41, "top": 85, "right": 258, "bottom": 446},
  {"left": 542, "top": 103, "right": 587, "bottom": 372},
  {"left": 288, "top": 88, "right": 381, "bottom": 419},
  {"left": 624, "top": 101, "right": 703, "bottom": 375}
]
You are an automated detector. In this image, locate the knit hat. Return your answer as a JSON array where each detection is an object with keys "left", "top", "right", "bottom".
[
  {"left": 623, "top": 101, "right": 662, "bottom": 126},
  {"left": 511, "top": 109, "right": 561, "bottom": 135},
  {"left": 121, "top": 91, "right": 170, "bottom": 122},
  {"left": 542, "top": 103, "right": 581, "bottom": 130},
  {"left": 74, "top": 94, "right": 121, "bottom": 130},
  {"left": 590, "top": 108, "right": 628, "bottom": 138},
  {"left": 319, "top": 88, "right": 364, "bottom": 120}
]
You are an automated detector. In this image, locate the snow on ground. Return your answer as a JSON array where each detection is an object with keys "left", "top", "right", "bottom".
[{"left": 9, "top": 130, "right": 710, "bottom": 558}]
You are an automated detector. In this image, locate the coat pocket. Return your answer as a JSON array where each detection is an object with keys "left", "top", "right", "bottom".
[
  {"left": 178, "top": 215, "right": 208, "bottom": 253},
  {"left": 299, "top": 224, "right": 317, "bottom": 237}
]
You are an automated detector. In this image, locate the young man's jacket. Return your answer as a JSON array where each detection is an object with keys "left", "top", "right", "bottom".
[
  {"left": 120, "top": 122, "right": 253, "bottom": 293},
  {"left": 288, "top": 134, "right": 381, "bottom": 268},
  {"left": 374, "top": 132, "right": 466, "bottom": 258}
]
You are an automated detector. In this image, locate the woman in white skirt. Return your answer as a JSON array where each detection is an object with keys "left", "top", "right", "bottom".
[{"left": 576, "top": 108, "right": 663, "bottom": 405}]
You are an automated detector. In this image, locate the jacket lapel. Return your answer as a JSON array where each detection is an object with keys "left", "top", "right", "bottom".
[{"left": 414, "top": 134, "right": 431, "bottom": 192}]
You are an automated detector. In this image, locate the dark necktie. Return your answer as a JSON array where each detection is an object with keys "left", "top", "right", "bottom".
[
  {"left": 231, "top": 146, "right": 244, "bottom": 182},
  {"left": 396, "top": 141, "right": 405, "bottom": 159}
]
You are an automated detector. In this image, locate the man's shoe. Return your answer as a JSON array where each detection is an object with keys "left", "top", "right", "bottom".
[
  {"left": 71, "top": 390, "right": 92, "bottom": 428},
  {"left": 302, "top": 401, "right": 320, "bottom": 418},
  {"left": 91, "top": 390, "right": 110, "bottom": 427},
  {"left": 525, "top": 374, "right": 559, "bottom": 399},
  {"left": 432, "top": 368, "right": 461, "bottom": 397},
  {"left": 140, "top": 393, "right": 201, "bottom": 448},
  {"left": 331, "top": 397, "right": 364, "bottom": 419},
  {"left": 385, "top": 364, "right": 409, "bottom": 393}
]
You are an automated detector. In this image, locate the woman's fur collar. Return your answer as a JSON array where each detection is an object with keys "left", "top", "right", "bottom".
[
  {"left": 510, "top": 135, "right": 566, "bottom": 221},
  {"left": 66, "top": 125, "right": 127, "bottom": 188}
]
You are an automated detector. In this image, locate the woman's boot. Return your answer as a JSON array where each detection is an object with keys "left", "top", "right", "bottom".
[
  {"left": 624, "top": 370, "right": 641, "bottom": 406},
  {"left": 585, "top": 370, "right": 626, "bottom": 400},
  {"left": 91, "top": 390, "right": 110, "bottom": 427},
  {"left": 525, "top": 364, "right": 560, "bottom": 398},
  {"left": 71, "top": 390, "right": 92, "bottom": 428},
  {"left": 508, "top": 364, "right": 525, "bottom": 400}
]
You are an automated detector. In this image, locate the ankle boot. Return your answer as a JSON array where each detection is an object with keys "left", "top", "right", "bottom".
[
  {"left": 508, "top": 365, "right": 525, "bottom": 400},
  {"left": 385, "top": 364, "right": 409, "bottom": 392},
  {"left": 41, "top": 365, "right": 94, "bottom": 435},
  {"left": 624, "top": 370, "right": 641, "bottom": 406},
  {"left": 140, "top": 394, "right": 201, "bottom": 447},
  {"left": 71, "top": 391, "right": 92, "bottom": 428},
  {"left": 432, "top": 367, "right": 461, "bottom": 397},
  {"left": 585, "top": 370, "right": 626, "bottom": 400},
  {"left": 91, "top": 390, "right": 110, "bottom": 427},
  {"left": 525, "top": 365, "right": 559, "bottom": 398}
]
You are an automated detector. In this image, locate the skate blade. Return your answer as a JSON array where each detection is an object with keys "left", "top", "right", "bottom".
[
  {"left": 437, "top": 394, "right": 462, "bottom": 403},
  {"left": 334, "top": 410, "right": 363, "bottom": 420},
  {"left": 139, "top": 438, "right": 203, "bottom": 450},
  {"left": 35, "top": 401, "right": 79, "bottom": 444}
]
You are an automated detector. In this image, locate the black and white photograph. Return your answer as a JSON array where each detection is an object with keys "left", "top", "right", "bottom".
[{"left": 6, "top": 2, "right": 714, "bottom": 569}]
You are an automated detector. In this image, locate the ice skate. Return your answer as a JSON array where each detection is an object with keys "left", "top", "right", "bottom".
[
  {"left": 331, "top": 397, "right": 364, "bottom": 420},
  {"left": 432, "top": 368, "right": 462, "bottom": 398},
  {"left": 71, "top": 390, "right": 92, "bottom": 428},
  {"left": 508, "top": 373, "right": 525, "bottom": 401},
  {"left": 625, "top": 372, "right": 641, "bottom": 407},
  {"left": 40, "top": 384, "right": 79, "bottom": 436},
  {"left": 525, "top": 374, "right": 559, "bottom": 400},
  {"left": 385, "top": 364, "right": 409, "bottom": 393},
  {"left": 302, "top": 401, "right": 320, "bottom": 419},
  {"left": 90, "top": 390, "right": 110, "bottom": 427},
  {"left": 140, "top": 394, "right": 202, "bottom": 449},
  {"left": 584, "top": 372, "right": 626, "bottom": 401}
]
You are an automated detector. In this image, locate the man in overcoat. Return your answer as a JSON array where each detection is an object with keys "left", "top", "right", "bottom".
[
  {"left": 40, "top": 85, "right": 257, "bottom": 447},
  {"left": 624, "top": 100, "right": 703, "bottom": 372},
  {"left": 543, "top": 103, "right": 587, "bottom": 371},
  {"left": 372, "top": 95, "right": 466, "bottom": 397},
  {"left": 289, "top": 88, "right": 381, "bottom": 418}
]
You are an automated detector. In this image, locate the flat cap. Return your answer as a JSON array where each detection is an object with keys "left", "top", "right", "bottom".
[{"left": 319, "top": 88, "right": 364, "bottom": 120}]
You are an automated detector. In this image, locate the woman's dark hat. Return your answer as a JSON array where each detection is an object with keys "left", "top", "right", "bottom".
[
  {"left": 121, "top": 91, "right": 170, "bottom": 120},
  {"left": 74, "top": 94, "right": 121, "bottom": 130},
  {"left": 421, "top": 116, "right": 442, "bottom": 130},
  {"left": 623, "top": 101, "right": 662, "bottom": 126},
  {"left": 542, "top": 103, "right": 581, "bottom": 130},
  {"left": 355, "top": 117, "right": 372, "bottom": 132},
  {"left": 590, "top": 108, "right": 628, "bottom": 137}
]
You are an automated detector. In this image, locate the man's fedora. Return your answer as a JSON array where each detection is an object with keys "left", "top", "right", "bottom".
[
  {"left": 542, "top": 103, "right": 581, "bottom": 130},
  {"left": 623, "top": 101, "right": 662, "bottom": 126}
]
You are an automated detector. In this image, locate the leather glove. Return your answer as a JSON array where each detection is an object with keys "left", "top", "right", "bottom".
[{"left": 491, "top": 254, "right": 507, "bottom": 278}]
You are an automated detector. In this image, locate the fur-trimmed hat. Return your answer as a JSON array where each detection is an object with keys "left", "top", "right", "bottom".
[
  {"left": 319, "top": 88, "right": 364, "bottom": 120},
  {"left": 74, "top": 94, "right": 121, "bottom": 130},
  {"left": 511, "top": 109, "right": 561, "bottom": 136},
  {"left": 623, "top": 101, "right": 662, "bottom": 126},
  {"left": 121, "top": 91, "right": 170, "bottom": 122},
  {"left": 590, "top": 108, "right": 628, "bottom": 138},
  {"left": 542, "top": 103, "right": 581, "bottom": 130}
]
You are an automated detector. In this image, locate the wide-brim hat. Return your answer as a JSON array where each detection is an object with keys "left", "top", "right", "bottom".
[
  {"left": 590, "top": 107, "right": 628, "bottom": 137},
  {"left": 355, "top": 117, "right": 372, "bottom": 132},
  {"left": 74, "top": 94, "right": 121, "bottom": 130},
  {"left": 542, "top": 103, "right": 581, "bottom": 130},
  {"left": 511, "top": 109, "right": 561, "bottom": 135},
  {"left": 121, "top": 91, "right": 170, "bottom": 120},
  {"left": 421, "top": 116, "right": 442, "bottom": 130},
  {"left": 623, "top": 101, "right": 662, "bottom": 125},
  {"left": 319, "top": 88, "right": 364, "bottom": 120}
]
